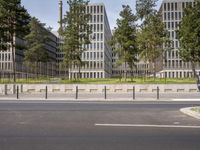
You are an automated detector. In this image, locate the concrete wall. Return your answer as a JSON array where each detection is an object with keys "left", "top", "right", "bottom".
[{"left": 0, "top": 84, "right": 198, "bottom": 94}]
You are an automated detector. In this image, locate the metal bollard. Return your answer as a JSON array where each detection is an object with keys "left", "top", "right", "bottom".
[
  {"left": 104, "top": 86, "right": 107, "bottom": 100},
  {"left": 45, "top": 86, "right": 48, "bottom": 99},
  {"left": 13, "top": 84, "right": 16, "bottom": 94},
  {"left": 4, "top": 84, "right": 7, "bottom": 95},
  {"left": 133, "top": 86, "right": 135, "bottom": 100},
  {"left": 157, "top": 86, "right": 160, "bottom": 100},
  {"left": 76, "top": 86, "right": 78, "bottom": 99},
  {"left": 21, "top": 84, "right": 23, "bottom": 93},
  {"left": 17, "top": 86, "right": 19, "bottom": 99}
]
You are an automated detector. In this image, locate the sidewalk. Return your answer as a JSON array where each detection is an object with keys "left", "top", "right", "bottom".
[{"left": 0, "top": 92, "right": 200, "bottom": 101}]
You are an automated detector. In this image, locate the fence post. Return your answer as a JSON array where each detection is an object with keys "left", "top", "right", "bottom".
[
  {"left": 4, "top": 84, "right": 7, "bottom": 95},
  {"left": 76, "top": 86, "right": 78, "bottom": 99},
  {"left": 157, "top": 86, "right": 160, "bottom": 100},
  {"left": 45, "top": 86, "right": 48, "bottom": 99},
  {"left": 17, "top": 85, "right": 19, "bottom": 99},
  {"left": 133, "top": 86, "right": 135, "bottom": 100},
  {"left": 104, "top": 86, "right": 107, "bottom": 100}
]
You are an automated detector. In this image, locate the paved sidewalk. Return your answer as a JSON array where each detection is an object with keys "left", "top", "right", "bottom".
[{"left": 0, "top": 92, "right": 200, "bottom": 101}]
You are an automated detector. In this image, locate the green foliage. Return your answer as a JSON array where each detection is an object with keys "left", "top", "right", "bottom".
[
  {"left": 136, "top": 0, "right": 158, "bottom": 20},
  {"left": 0, "top": 0, "right": 30, "bottom": 46},
  {"left": 137, "top": 12, "right": 169, "bottom": 63},
  {"left": 178, "top": 2, "right": 200, "bottom": 78},
  {"left": 136, "top": 0, "right": 170, "bottom": 79},
  {"left": 62, "top": 0, "right": 92, "bottom": 79},
  {"left": 0, "top": 0, "right": 30, "bottom": 82},
  {"left": 111, "top": 5, "right": 138, "bottom": 79},
  {"left": 24, "top": 17, "right": 49, "bottom": 63}
]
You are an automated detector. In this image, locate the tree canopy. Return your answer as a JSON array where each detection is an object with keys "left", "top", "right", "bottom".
[
  {"left": 24, "top": 17, "right": 49, "bottom": 63},
  {"left": 111, "top": 5, "right": 138, "bottom": 79},
  {"left": 0, "top": 0, "right": 30, "bottom": 82},
  {"left": 62, "top": 0, "right": 92, "bottom": 79},
  {"left": 178, "top": 1, "right": 200, "bottom": 79}
]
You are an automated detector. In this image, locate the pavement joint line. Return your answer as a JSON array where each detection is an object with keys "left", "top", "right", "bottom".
[{"left": 95, "top": 124, "right": 200, "bottom": 129}]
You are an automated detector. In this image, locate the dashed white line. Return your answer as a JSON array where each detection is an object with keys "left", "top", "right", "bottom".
[{"left": 95, "top": 124, "right": 200, "bottom": 129}]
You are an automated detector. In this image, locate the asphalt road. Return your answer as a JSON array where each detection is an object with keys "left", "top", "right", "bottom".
[{"left": 0, "top": 101, "right": 200, "bottom": 150}]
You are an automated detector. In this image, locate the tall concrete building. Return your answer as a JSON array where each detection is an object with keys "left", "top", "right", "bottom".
[
  {"left": 59, "top": 2, "right": 113, "bottom": 78},
  {"left": 160, "top": 0, "right": 200, "bottom": 78}
]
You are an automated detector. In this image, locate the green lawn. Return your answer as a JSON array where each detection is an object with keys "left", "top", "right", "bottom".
[
  {"left": 192, "top": 107, "right": 200, "bottom": 113},
  {"left": 0, "top": 77, "right": 196, "bottom": 84}
]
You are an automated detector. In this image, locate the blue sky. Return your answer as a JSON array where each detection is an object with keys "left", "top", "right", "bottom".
[{"left": 21, "top": 0, "right": 162, "bottom": 31}]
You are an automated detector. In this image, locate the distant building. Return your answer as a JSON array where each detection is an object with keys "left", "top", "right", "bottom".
[
  {"left": 159, "top": 0, "right": 200, "bottom": 78},
  {"left": 0, "top": 28, "right": 58, "bottom": 77}
]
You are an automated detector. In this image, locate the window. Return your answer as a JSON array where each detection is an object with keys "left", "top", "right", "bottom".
[
  {"left": 101, "top": 6, "right": 103, "bottom": 13},
  {"left": 171, "top": 3, "right": 174, "bottom": 10},
  {"left": 164, "top": 3, "right": 166, "bottom": 11},
  {"left": 168, "top": 3, "right": 170, "bottom": 11}
]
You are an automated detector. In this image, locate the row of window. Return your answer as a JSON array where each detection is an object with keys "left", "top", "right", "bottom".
[
  {"left": 0, "top": 53, "right": 11, "bottom": 61},
  {"left": 71, "top": 61, "right": 104, "bottom": 69},
  {"left": 165, "top": 50, "right": 180, "bottom": 59},
  {"left": 84, "top": 42, "right": 104, "bottom": 50},
  {"left": 70, "top": 72, "right": 104, "bottom": 79},
  {"left": 163, "top": 2, "right": 178, "bottom": 11},
  {"left": 82, "top": 52, "right": 104, "bottom": 60},
  {"left": 164, "top": 71, "right": 198, "bottom": 78},
  {"left": 165, "top": 22, "right": 179, "bottom": 30},
  {"left": 163, "top": 12, "right": 182, "bottom": 21},
  {"left": 86, "top": 5, "right": 104, "bottom": 14},
  {"left": 89, "top": 15, "right": 104, "bottom": 23},
  {"left": 0, "top": 62, "right": 12, "bottom": 70},
  {"left": 163, "top": 2, "right": 196, "bottom": 11},
  {"left": 164, "top": 60, "right": 197, "bottom": 69}
]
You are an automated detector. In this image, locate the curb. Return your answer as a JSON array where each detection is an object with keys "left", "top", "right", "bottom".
[{"left": 180, "top": 107, "right": 200, "bottom": 120}]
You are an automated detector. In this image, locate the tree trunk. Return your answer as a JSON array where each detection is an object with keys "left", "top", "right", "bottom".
[
  {"left": 191, "top": 61, "right": 199, "bottom": 81},
  {"left": 124, "top": 61, "right": 127, "bottom": 81},
  {"left": 153, "top": 61, "right": 156, "bottom": 81},
  {"left": 78, "top": 63, "right": 81, "bottom": 80},
  {"left": 11, "top": 38, "right": 16, "bottom": 83}
]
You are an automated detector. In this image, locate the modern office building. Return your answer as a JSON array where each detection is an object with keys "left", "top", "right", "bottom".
[
  {"left": 159, "top": 0, "right": 200, "bottom": 78},
  {"left": 0, "top": 28, "right": 59, "bottom": 77},
  {"left": 58, "top": 1, "right": 113, "bottom": 79}
]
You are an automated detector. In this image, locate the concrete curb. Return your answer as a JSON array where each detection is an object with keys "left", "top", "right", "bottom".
[{"left": 180, "top": 107, "right": 200, "bottom": 120}]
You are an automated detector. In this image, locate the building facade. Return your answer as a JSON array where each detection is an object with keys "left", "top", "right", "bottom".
[{"left": 160, "top": 0, "right": 200, "bottom": 78}]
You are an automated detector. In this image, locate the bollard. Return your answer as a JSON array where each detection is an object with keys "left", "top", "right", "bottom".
[
  {"left": 21, "top": 84, "right": 23, "bottom": 93},
  {"left": 133, "top": 86, "right": 135, "bottom": 100},
  {"left": 17, "top": 86, "right": 19, "bottom": 99},
  {"left": 157, "top": 86, "right": 160, "bottom": 100},
  {"left": 4, "top": 84, "right": 7, "bottom": 95},
  {"left": 45, "top": 86, "right": 48, "bottom": 99},
  {"left": 104, "top": 86, "right": 107, "bottom": 100},
  {"left": 76, "top": 86, "right": 78, "bottom": 99},
  {"left": 13, "top": 84, "right": 16, "bottom": 94}
]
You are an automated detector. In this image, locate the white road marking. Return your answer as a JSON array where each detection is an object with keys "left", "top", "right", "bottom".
[
  {"left": 172, "top": 99, "right": 200, "bottom": 101},
  {"left": 95, "top": 124, "right": 200, "bottom": 129}
]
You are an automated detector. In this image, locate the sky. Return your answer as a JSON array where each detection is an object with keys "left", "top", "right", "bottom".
[{"left": 21, "top": 0, "right": 163, "bottom": 31}]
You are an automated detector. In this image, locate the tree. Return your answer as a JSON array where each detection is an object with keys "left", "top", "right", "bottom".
[
  {"left": 24, "top": 17, "right": 50, "bottom": 78},
  {"left": 62, "top": 0, "right": 92, "bottom": 80},
  {"left": 137, "top": 12, "right": 169, "bottom": 79},
  {"left": 136, "top": 0, "right": 158, "bottom": 20},
  {"left": 178, "top": 2, "right": 200, "bottom": 80},
  {"left": 111, "top": 5, "right": 138, "bottom": 81},
  {"left": 0, "top": 0, "right": 30, "bottom": 82}
]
